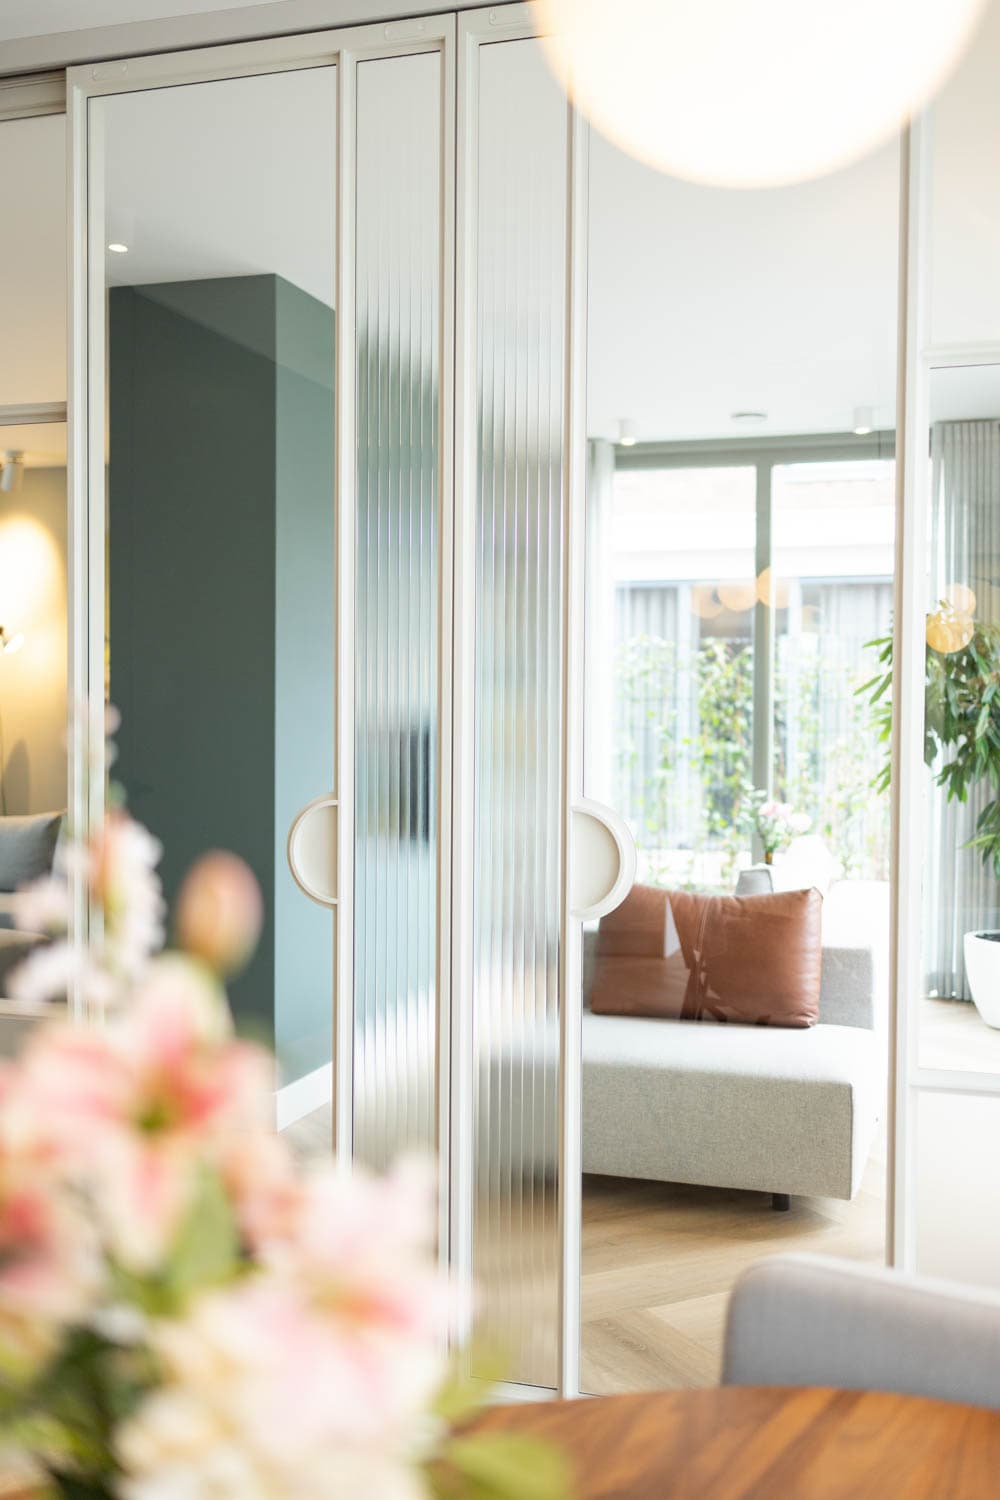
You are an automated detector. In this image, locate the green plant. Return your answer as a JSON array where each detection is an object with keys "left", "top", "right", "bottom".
[{"left": 862, "top": 617, "right": 1000, "bottom": 877}]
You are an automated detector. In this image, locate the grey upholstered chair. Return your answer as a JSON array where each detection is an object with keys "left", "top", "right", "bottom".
[{"left": 723, "top": 1253, "right": 1000, "bottom": 1410}]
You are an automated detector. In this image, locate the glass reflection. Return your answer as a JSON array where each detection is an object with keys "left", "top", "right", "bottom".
[
  {"left": 580, "top": 123, "right": 896, "bottom": 1392},
  {"left": 97, "top": 68, "right": 337, "bottom": 1154},
  {"left": 920, "top": 365, "right": 1000, "bottom": 1074}
]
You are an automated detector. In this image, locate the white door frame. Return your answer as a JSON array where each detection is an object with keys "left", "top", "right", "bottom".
[{"left": 453, "top": 3, "right": 589, "bottom": 1399}]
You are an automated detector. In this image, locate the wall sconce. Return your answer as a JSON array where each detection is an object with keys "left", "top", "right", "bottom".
[
  {"left": 0, "top": 452, "right": 24, "bottom": 494},
  {"left": 0, "top": 625, "right": 24, "bottom": 655}
]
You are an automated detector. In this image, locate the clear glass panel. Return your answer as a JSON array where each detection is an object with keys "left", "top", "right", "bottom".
[
  {"left": 581, "top": 122, "right": 897, "bottom": 1392},
  {"left": 600, "top": 464, "right": 757, "bottom": 892},
  {"left": 353, "top": 53, "right": 441, "bottom": 1170},
  {"left": 97, "top": 70, "right": 337, "bottom": 1156},
  {"left": 930, "top": 0, "right": 1000, "bottom": 346},
  {"left": 915, "top": 1090, "right": 1000, "bottom": 1287},
  {"left": 472, "top": 35, "right": 568, "bottom": 1389},
  {"left": 919, "top": 365, "right": 1000, "bottom": 1074}
]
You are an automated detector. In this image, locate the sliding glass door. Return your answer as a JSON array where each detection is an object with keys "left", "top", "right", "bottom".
[
  {"left": 72, "top": 19, "right": 453, "bottom": 1173},
  {"left": 579, "top": 115, "right": 899, "bottom": 1392}
]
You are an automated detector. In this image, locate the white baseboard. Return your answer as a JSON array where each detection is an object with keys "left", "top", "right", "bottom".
[{"left": 275, "top": 1061, "right": 332, "bottom": 1131}]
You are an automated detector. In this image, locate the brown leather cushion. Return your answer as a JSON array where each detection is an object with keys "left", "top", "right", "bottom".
[{"left": 590, "top": 884, "right": 823, "bottom": 1028}]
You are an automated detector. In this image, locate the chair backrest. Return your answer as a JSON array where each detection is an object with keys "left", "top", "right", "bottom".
[{"left": 723, "top": 1253, "right": 1000, "bottom": 1411}]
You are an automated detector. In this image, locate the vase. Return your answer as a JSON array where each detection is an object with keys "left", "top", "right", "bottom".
[
  {"left": 963, "top": 930, "right": 1000, "bottom": 1027},
  {"left": 763, "top": 850, "right": 774, "bottom": 866}
]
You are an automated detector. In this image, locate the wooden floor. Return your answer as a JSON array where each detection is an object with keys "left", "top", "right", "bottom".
[
  {"left": 580, "top": 1154, "right": 885, "bottom": 1395},
  {"left": 284, "top": 1102, "right": 885, "bottom": 1395}
]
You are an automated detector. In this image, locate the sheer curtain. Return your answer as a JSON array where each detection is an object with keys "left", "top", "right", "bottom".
[{"left": 926, "top": 419, "right": 1000, "bottom": 998}]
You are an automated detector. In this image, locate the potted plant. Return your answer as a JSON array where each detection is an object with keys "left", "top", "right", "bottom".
[
  {"left": 738, "top": 787, "right": 811, "bottom": 865},
  {"left": 866, "top": 599, "right": 1000, "bottom": 1025}
]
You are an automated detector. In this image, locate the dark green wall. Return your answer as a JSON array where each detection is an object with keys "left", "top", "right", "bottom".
[{"left": 109, "top": 275, "right": 335, "bottom": 1082}]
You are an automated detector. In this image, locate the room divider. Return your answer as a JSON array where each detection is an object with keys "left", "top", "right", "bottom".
[{"left": 66, "top": 4, "right": 634, "bottom": 1397}]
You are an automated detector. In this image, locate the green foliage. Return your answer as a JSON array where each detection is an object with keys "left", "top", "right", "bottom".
[
  {"left": 429, "top": 1434, "right": 571, "bottom": 1500},
  {"left": 863, "top": 619, "right": 1000, "bottom": 879},
  {"left": 616, "top": 626, "right": 890, "bottom": 891}
]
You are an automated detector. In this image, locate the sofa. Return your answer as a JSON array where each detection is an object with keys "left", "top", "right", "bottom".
[{"left": 581, "top": 879, "right": 882, "bottom": 1207}]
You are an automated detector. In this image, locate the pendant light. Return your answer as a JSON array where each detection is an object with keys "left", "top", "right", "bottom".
[{"left": 532, "top": 0, "right": 986, "bottom": 189}]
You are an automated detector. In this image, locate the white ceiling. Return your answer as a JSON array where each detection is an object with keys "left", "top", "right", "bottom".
[
  {"left": 103, "top": 67, "right": 337, "bottom": 307},
  {"left": 586, "top": 131, "right": 900, "bottom": 443},
  {"left": 4, "top": 7, "right": 1000, "bottom": 463},
  {"left": 0, "top": 0, "right": 277, "bottom": 43}
]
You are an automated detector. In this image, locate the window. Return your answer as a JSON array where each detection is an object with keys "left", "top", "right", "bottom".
[{"left": 602, "top": 445, "right": 895, "bottom": 892}]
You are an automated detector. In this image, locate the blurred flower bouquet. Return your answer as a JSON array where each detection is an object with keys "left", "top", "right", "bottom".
[
  {"left": 739, "top": 787, "right": 811, "bottom": 864},
  {"left": 0, "top": 714, "right": 566, "bottom": 1500}
]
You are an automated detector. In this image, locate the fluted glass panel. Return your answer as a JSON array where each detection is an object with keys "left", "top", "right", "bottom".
[
  {"left": 472, "top": 38, "right": 568, "bottom": 1389},
  {"left": 354, "top": 54, "right": 440, "bottom": 1169}
]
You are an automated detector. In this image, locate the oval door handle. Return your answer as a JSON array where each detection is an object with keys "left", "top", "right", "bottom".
[
  {"left": 287, "top": 794, "right": 338, "bottom": 907},
  {"left": 570, "top": 798, "right": 637, "bottom": 921}
]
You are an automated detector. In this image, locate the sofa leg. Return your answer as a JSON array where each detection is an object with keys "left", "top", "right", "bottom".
[{"left": 771, "top": 1192, "right": 791, "bottom": 1212}]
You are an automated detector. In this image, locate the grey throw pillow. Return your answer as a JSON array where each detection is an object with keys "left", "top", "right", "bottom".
[{"left": 0, "top": 812, "right": 64, "bottom": 894}]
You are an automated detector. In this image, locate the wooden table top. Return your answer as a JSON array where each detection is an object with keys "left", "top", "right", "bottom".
[{"left": 471, "top": 1385, "right": 1000, "bottom": 1498}]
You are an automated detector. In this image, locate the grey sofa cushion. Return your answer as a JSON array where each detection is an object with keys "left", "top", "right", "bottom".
[
  {"left": 0, "top": 814, "right": 63, "bottom": 928},
  {"left": 0, "top": 812, "right": 63, "bottom": 891},
  {"left": 582, "top": 1011, "right": 879, "bottom": 1199}
]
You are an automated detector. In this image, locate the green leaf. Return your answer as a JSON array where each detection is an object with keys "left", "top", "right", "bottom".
[
  {"left": 164, "top": 1165, "right": 240, "bottom": 1304},
  {"left": 436, "top": 1435, "right": 571, "bottom": 1500}
]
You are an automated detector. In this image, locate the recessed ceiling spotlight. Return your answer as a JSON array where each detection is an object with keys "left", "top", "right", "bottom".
[
  {"left": 107, "top": 242, "right": 129, "bottom": 254},
  {"left": 853, "top": 404, "right": 875, "bottom": 436},
  {"left": 617, "top": 418, "right": 638, "bottom": 447},
  {"left": 731, "top": 410, "right": 767, "bottom": 425}
]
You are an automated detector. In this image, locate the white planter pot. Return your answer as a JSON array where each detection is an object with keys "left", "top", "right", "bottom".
[{"left": 963, "top": 931, "right": 1000, "bottom": 1028}]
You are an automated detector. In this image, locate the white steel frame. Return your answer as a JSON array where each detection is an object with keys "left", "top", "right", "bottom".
[
  {"left": 66, "top": 16, "right": 456, "bottom": 1253},
  {"left": 453, "top": 3, "right": 589, "bottom": 1399}
]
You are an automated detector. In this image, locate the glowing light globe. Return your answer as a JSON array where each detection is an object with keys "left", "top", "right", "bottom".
[{"left": 532, "top": 0, "right": 986, "bottom": 188}]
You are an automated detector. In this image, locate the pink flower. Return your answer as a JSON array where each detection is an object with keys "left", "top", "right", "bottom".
[
  {"left": 117, "top": 1165, "right": 454, "bottom": 1499},
  {"left": 251, "top": 1159, "right": 458, "bottom": 1440},
  {"left": 88, "top": 808, "right": 165, "bottom": 982},
  {"left": 19, "top": 956, "right": 271, "bottom": 1269},
  {"left": 0, "top": 1068, "right": 100, "bottom": 1376},
  {"left": 219, "top": 1128, "right": 303, "bottom": 1251},
  {"left": 117, "top": 1277, "right": 438, "bottom": 1499},
  {"left": 12, "top": 875, "right": 69, "bottom": 937},
  {"left": 10, "top": 807, "right": 166, "bottom": 1010},
  {"left": 175, "top": 852, "right": 263, "bottom": 978}
]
